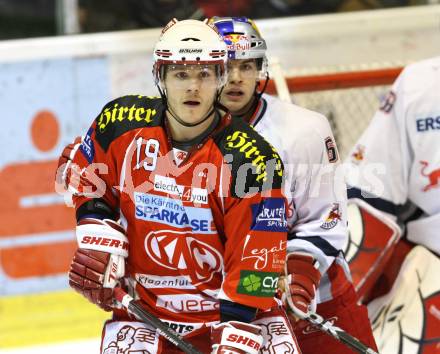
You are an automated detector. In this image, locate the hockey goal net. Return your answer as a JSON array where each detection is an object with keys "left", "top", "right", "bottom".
[{"left": 266, "top": 67, "right": 403, "bottom": 159}]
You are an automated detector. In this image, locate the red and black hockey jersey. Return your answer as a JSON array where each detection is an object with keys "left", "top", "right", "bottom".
[{"left": 71, "top": 95, "right": 287, "bottom": 325}]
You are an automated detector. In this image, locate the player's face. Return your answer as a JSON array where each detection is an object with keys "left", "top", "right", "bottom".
[
  {"left": 164, "top": 64, "right": 218, "bottom": 124},
  {"left": 221, "top": 59, "right": 259, "bottom": 114}
]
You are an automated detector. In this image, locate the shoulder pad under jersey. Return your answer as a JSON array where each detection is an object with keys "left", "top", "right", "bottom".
[
  {"left": 214, "top": 117, "right": 284, "bottom": 197},
  {"left": 94, "top": 95, "right": 164, "bottom": 152}
]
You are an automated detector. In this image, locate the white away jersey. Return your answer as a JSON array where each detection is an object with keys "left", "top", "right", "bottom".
[
  {"left": 250, "top": 94, "right": 351, "bottom": 303},
  {"left": 345, "top": 56, "right": 440, "bottom": 254}
]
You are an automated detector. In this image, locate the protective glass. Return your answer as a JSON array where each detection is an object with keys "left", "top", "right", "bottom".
[{"left": 163, "top": 64, "right": 227, "bottom": 90}]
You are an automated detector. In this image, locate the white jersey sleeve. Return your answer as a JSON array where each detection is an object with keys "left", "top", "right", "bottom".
[
  {"left": 345, "top": 56, "right": 440, "bottom": 254},
  {"left": 254, "top": 95, "right": 348, "bottom": 276}
]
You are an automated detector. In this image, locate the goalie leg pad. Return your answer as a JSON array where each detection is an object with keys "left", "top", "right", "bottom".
[
  {"left": 346, "top": 198, "right": 401, "bottom": 299},
  {"left": 368, "top": 246, "right": 440, "bottom": 354}
]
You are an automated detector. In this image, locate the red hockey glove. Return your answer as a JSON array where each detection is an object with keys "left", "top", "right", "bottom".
[
  {"left": 281, "top": 252, "right": 321, "bottom": 321},
  {"left": 55, "top": 136, "right": 82, "bottom": 191},
  {"left": 69, "top": 218, "right": 128, "bottom": 311},
  {"left": 211, "top": 321, "right": 264, "bottom": 354}
]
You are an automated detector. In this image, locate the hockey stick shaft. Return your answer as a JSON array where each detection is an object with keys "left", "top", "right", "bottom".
[
  {"left": 280, "top": 263, "right": 377, "bottom": 353},
  {"left": 114, "top": 288, "right": 203, "bottom": 354},
  {"left": 306, "top": 312, "right": 378, "bottom": 354}
]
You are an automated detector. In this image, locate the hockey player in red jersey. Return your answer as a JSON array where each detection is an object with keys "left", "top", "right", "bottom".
[
  {"left": 209, "top": 17, "right": 378, "bottom": 353},
  {"left": 59, "top": 19, "right": 301, "bottom": 354}
]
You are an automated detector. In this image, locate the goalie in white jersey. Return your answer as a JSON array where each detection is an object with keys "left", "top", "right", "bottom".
[
  {"left": 345, "top": 57, "right": 440, "bottom": 353},
  {"left": 210, "top": 17, "right": 377, "bottom": 354}
]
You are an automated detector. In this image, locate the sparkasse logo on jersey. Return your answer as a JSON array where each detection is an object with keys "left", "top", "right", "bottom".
[
  {"left": 134, "top": 192, "right": 215, "bottom": 234},
  {"left": 237, "top": 270, "right": 279, "bottom": 297}
]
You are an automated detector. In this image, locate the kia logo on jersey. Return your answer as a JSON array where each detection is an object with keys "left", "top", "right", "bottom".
[{"left": 144, "top": 230, "right": 223, "bottom": 286}]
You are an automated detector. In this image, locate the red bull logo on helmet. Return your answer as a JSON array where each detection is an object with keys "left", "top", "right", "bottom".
[{"left": 223, "top": 34, "right": 251, "bottom": 52}]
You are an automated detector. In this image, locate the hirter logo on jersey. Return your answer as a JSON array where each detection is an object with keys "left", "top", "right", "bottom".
[
  {"left": 320, "top": 203, "right": 341, "bottom": 230},
  {"left": 225, "top": 130, "right": 283, "bottom": 183},
  {"left": 96, "top": 102, "right": 157, "bottom": 132}
]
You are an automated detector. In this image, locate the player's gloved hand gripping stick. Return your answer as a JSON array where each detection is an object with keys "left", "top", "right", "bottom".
[
  {"left": 279, "top": 272, "right": 378, "bottom": 354},
  {"left": 114, "top": 287, "right": 204, "bottom": 354}
]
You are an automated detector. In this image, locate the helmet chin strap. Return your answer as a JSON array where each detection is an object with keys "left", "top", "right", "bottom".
[
  {"left": 157, "top": 84, "right": 224, "bottom": 128},
  {"left": 256, "top": 72, "right": 270, "bottom": 100}
]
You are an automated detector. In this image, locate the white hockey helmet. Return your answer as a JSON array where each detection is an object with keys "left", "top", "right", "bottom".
[{"left": 153, "top": 19, "right": 228, "bottom": 86}]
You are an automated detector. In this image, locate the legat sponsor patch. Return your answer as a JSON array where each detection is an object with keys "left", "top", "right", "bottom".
[
  {"left": 134, "top": 192, "right": 215, "bottom": 234},
  {"left": 237, "top": 270, "right": 279, "bottom": 297},
  {"left": 250, "top": 198, "right": 287, "bottom": 232},
  {"left": 79, "top": 126, "right": 95, "bottom": 163},
  {"left": 241, "top": 234, "right": 286, "bottom": 271}
]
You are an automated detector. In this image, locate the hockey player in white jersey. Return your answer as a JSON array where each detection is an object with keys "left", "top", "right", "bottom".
[
  {"left": 345, "top": 56, "right": 440, "bottom": 353},
  {"left": 210, "top": 17, "right": 378, "bottom": 354}
]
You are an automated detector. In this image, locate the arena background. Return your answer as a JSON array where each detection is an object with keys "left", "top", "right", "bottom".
[{"left": 1, "top": 2, "right": 440, "bottom": 352}]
